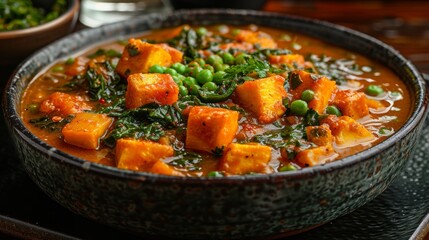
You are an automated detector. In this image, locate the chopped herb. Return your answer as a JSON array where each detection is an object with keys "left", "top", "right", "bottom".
[
  {"left": 289, "top": 72, "right": 303, "bottom": 90},
  {"left": 126, "top": 44, "right": 140, "bottom": 57}
]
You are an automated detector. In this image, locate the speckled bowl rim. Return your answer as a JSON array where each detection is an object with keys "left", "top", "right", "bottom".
[
  {"left": 4, "top": 9, "right": 427, "bottom": 185},
  {"left": 0, "top": 0, "right": 79, "bottom": 39}
]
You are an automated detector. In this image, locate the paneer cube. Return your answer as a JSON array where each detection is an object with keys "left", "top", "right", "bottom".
[
  {"left": 268, "top": 54, "right": 306, "bottom": 69},
  {"left": 295, "top": 145, "right": 338, "bottom": 167},
  {"left": 116, "top": 139, "right": 174, "bottom": 171},
  {"left": 235, "top": 75, "right": 287, "bottom": 123},
  {"left": 116, "top": 38, "right": 172, "bottom": 78},
  {"left": 64, "top": 57, "right": 89, "bottom": 76},
  {"left": 289, "top": 70, "right": 337, "bottom": 114},
  {"left": 150, "top": 161, "right": 183, "bottom": 176},
  {"left": 62, "top": 112, "right": 113, "bottom": 150},
  {"left": 186, "top": 106, "right": 239, "bottom": 153},
  {"left": 220, "top": 143, "right": 272, "bottom": 175},
  {"left": 306, "top": 124, "right": 333, "bottom": 146},
  {"left": 40, "top": 92, "right": 91, "bottom": 116},
  {"left": 218, "top": 42, "right": 253, "bottom": 51},
  {"left": 321, "top": 115, "right": 375, "bottom": 147},
  {"left": 235, "top": 30, "right": 277, "bottom": 49},
  {"left": 157, "top": 43, "right": 183, "bottom": 63},
  {"left": 125, "top": 73, "right": 179, "bottom": 109},
  {"left": 333, "top": 90, "right": 369, "bottom": 119}
]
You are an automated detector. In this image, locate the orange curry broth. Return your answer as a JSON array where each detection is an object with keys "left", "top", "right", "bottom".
[{"left": 20, "top": 25, "right": 411, "bottom": 176}]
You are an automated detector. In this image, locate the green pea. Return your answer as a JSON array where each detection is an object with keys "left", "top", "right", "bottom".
[
  {"left": 279, "top": 164, "right": 297, "bottom": 172},
  {"left": 194, "top": 58, "right": 206, "bottom": 67},
  {"left": 188, "top": 83, "right": 201, "bottom": 95},
  {"left": 196, "top": 69, "right": 214, "bottom": 85},
  {"left": 203, "top": 64, "right": 215, "bottom": 73},
  {"left": 326, "top": 105, "right": 342, "bottom": 116},
  {"left": 290, "top": 100, "right": 308, "bottom": 115},
  {"left": 179, "top": 85, "right": 188, "bottom": 96},
  {"left": 213, "top": 62, "right": 228, "bottom": 72},
  {"left": 213, "top": 71, "right": 226, "bottom": 84},
  {"left": 187, "top": 62, "right": 200, "bottom": 68},
  {"left": 235, "top": 53, "right": 249, "bottom": 64},
  {"left": 164, "top": 68, "right": 178, "bottom": 76},
  {"left": 221, "top": 52, "right": 235, "bottom": 65},
  {"left": 172, "top": 76, "right": 183, "bottom": 86},
  {"left": 183, "top": 76, "right": 197, "bottom": 86},
  {"left": 190, "top": 66, "right": 202, "bottom": 78},
  {"left": 231, "top": 29, "right": 241, "bottom": 36},
  {"left": 149, "top": 64, "right": 165, "bottom": 73},
  {"left": 207, "top": 171, "right": 224, "bottom": 177},
  {"left": 301, "top": 89, "right": 315, "bottom": 102},
  {"left": 171, "top": 62, "right": 186, "bottom": 74},
  {"left": 202, "top": 82, "right": 218, "bottom": 91},
  {"left": 65, "top": 57, "right": 75, "bottom": 65},
  {"left": 206, "top": 55, "right": 223, "bottom": 65},
  {"left": 365, "top": 85, "right": 384, "bottom": 96},
  {"left": 196, "top": 27, "right": 208, "bottom": 36},
  {"left": 26, "top": 103, "right": 39, "bottom": 114},
  {"left": 52, "top": 65, "right": 64, "bottom": 73}
]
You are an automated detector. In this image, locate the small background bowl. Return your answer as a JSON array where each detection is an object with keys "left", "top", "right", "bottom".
[{"left": 0, "top": 0, "right": 79, "bottom": 67}]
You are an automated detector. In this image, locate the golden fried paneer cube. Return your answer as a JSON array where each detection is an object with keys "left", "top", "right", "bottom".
[
  {"left": 116, "top": 139, "right": 174, "bottom": 171},
  {"left": 186, "top": 106, "right": 239, "bottom": 153},
  {"left": 295, "top": 145, "right": 338, "bottom": 167},
  {"left": 268, "top": 54, "right": 306, "bottom": 69},
  {"left": 150, "top": 161, "right": 183, "bottom": 176},
  {"left": 116, "top": 38, "right": 172, "bottom": 78},
  {"left": 333, "top": 90, "right": 369, "bottom": 119},
  {"left": 125, "top": 73, "right": 179, "bottom": 109},
  {"left": 234, "top": 30, "right": 277, "bottom": 49},
  {"left": 157, "top": 43, "right": 183, "bottom": 63},
  {"left": 288, "top": 70, "right": 337, "bottom": 114},
  {"left": 321, "top": 115, "right": 375, "bottom": 147},
  {"left": 62, "top": 112, "right": 113, "bottom": 150},
  {"left": 220, "top": 143, "right": 272, "bottom": 175},
  {"left": 39, "top": 92, "right": 91, "bottom": 116},
  {"left": 306, "top": 124, "right": 333, "bottom": 147},
  {"left": 235, "top": 75, "right": 287, "bottom": 123}
]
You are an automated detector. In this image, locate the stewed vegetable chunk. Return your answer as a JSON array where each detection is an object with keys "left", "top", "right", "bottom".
[
  {"left": 125, "top": 73, "right": 179, "bottom": 109},
  {"left": 235, "top": 75, "right": 287, "bottom": 123},
  {"left": 220, "top": 143, "right": 272, "bottom": 175},
  {"left": 116, "top": 139, "right": 174, "bottom": 171},
  {"left": 62, "top": 112, "right": 113, "bottom": 150},
  {"left": 116, "top": 38, "right": 182, "bottom": 77},
  {"left": 186, "top": 106, "right": 239, "bottom": 153},
  {"left": 288, "top": 70, "right": 337, "bottom": 114}
]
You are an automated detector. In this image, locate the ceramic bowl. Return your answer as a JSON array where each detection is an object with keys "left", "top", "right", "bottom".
[
  {"left": 0, "top": 0, "right": 79, "bottom": 67},
  {"left": 3, "top": 9, "right": 429, "bottom": 239}
]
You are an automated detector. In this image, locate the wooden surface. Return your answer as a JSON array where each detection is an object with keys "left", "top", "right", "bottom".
[{"left": 263, "top": 0, "right": 429, "bottom": 74}]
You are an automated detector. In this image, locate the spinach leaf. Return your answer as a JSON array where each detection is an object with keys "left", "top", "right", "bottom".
[
  {"left": 104, "top": 119, "right": 165, "bottom": 148},
  {"left": 29, "top": 115, "right": 73, "bottom": 132},
  {"left": 85, "top": 61, "right": 126, "bottom": 102},
  {"left": 250, "top": 124, "right": 305, "bottom": 149},
  {"left": 168, "top": 151, "right": 203, "bottom": 171}
]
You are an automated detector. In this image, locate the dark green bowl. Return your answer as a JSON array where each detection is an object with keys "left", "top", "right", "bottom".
[{"left": 3, "top": 9, "right": 428, "bottom": 239}]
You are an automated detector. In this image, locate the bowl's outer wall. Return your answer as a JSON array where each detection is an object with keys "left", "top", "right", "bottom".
[{"left": 5, "top": 10, "right": 428, "bottom": 239}]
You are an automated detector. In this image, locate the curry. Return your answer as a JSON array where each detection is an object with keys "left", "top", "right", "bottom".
[{"left": 20, "top": 25, "right": 410, "bottom": 177}]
